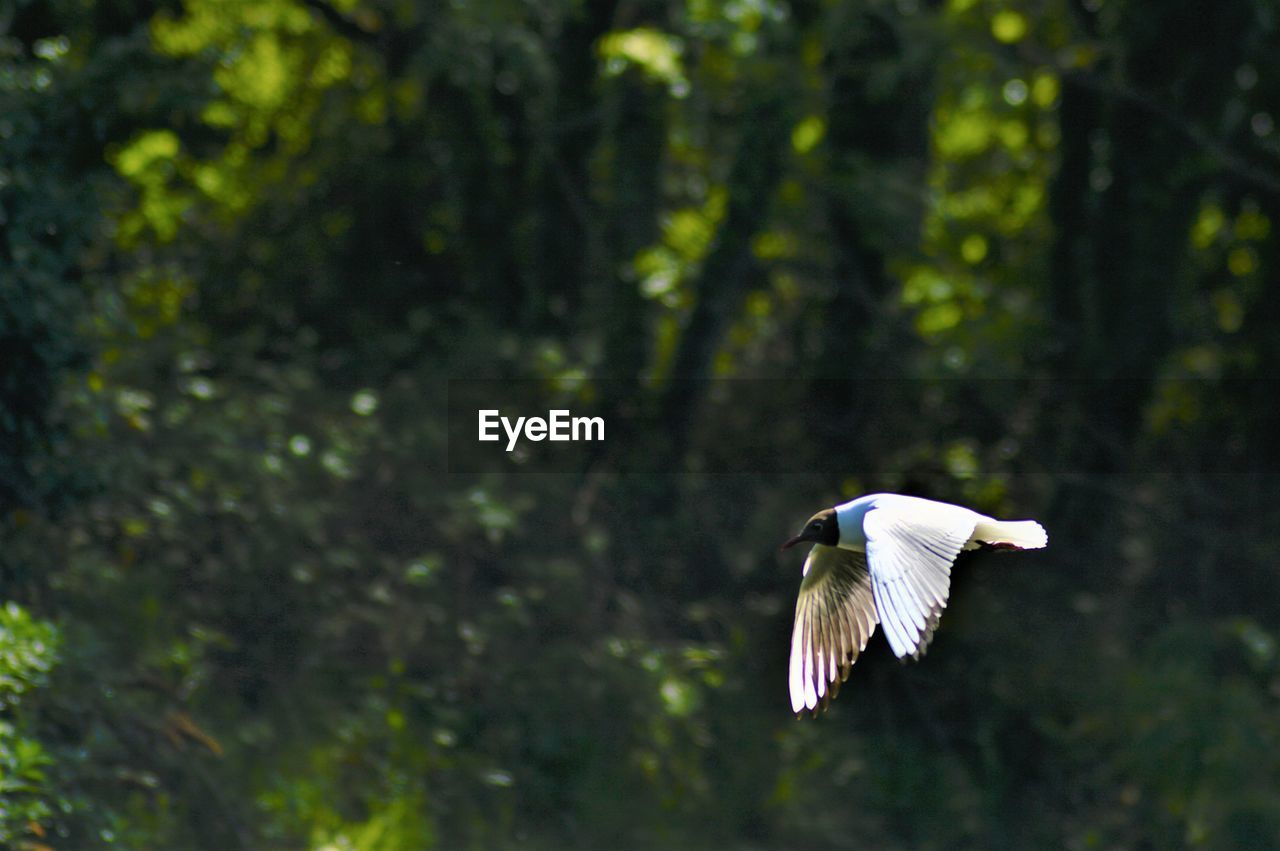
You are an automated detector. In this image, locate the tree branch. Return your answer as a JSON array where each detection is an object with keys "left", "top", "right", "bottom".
[
  {"left": 1060, "top": 69, "right": 1280, "bottom": 197},
  {"left": 300, "top": 0, "right": 380, "bottom": 44}
]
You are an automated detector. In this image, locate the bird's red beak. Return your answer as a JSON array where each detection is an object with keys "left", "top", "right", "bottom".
[{"left": 780, "top": 535, "right": 805, "bottom": 551}]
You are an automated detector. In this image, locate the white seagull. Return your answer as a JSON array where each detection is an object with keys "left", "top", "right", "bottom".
[{"left": 780, "top": 493, "right": 1047, "bottom": 715}]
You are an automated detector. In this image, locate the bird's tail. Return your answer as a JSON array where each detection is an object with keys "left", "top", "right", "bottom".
[{"left": 972, "top": 519, "right": 1048, "bottom": 550}]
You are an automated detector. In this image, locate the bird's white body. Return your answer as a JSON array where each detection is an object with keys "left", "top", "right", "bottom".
[
  {"left": 832, "top": 496, "right": 877, "bottom": 551},
  {"left": 831, "top": 493, "right": 1046, "bottom": 556},
  {"left": 788, "top": 493, "right": 1047, "bottom": 714}
]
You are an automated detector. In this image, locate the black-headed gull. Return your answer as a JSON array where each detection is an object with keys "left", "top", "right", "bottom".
[{"left": 781, "top": 493, "right": 1047, "bottom": 715}]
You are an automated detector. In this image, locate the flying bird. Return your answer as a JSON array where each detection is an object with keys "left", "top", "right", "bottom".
[{"left": 780, "top": 493, "right": 1047, "bottom": 715}]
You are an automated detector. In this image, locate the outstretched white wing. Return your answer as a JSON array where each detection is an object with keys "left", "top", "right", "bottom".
[
  {"left": 863, "top": 497, "right": 978, "bottom": 660},
  {"left": 788, "top": 545, "right": 879, "bottom": 715}
]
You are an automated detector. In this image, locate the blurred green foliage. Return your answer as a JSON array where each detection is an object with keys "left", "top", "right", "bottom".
[
  {"left": 0, "top": 603, "right": 59, "bottom": 845},
  {"left": 5, "top": 0, "right": 1280, "bottom": 847}
]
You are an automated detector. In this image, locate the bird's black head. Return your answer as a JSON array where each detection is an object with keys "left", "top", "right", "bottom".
[{"left": 781, "top": 508, "right": 839, "bottom": 551}]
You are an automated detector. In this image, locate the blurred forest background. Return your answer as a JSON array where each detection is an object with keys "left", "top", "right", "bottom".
[{"left": 5, "top": 0, "right": 1280, "bottom": 846}]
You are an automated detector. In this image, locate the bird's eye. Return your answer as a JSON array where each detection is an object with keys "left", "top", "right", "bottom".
[{"left": 810, "top": 522, "right": 822, "bottom": 531}]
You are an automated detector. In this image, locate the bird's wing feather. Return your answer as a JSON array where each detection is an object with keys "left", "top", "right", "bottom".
[
  {"left": 789, "top": 545, "right": 878, "bottom": 715},
  {"left": 863, "top": 499, "right": 977, "bottom": 660}
]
